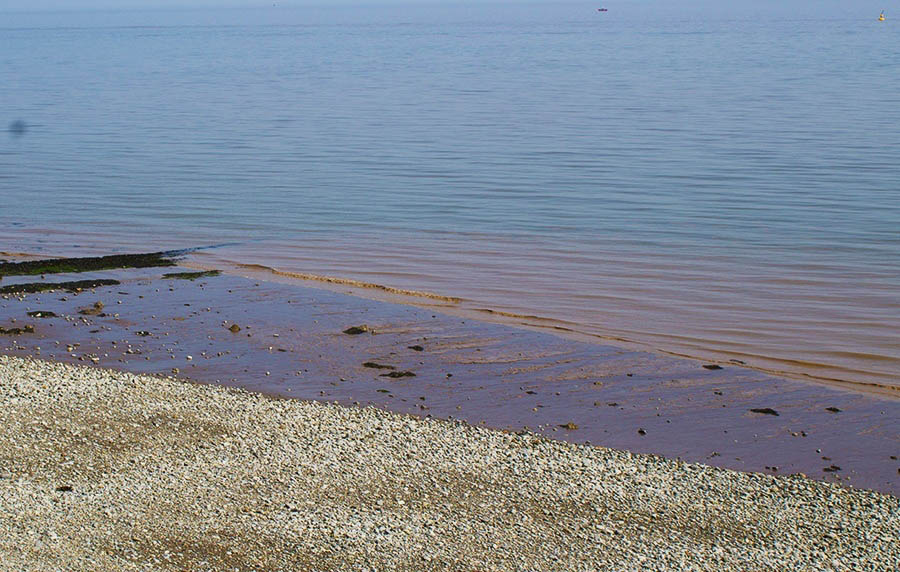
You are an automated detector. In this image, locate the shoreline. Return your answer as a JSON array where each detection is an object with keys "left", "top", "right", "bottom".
[
  {"left": 4, "top": 244, "right": 897, "bottom": 392},
  {"left": 181, "top": 252, "right": 900, "bottom": 399},
  {"left": 1, "top": 355, "right": 898, "bottom": 570},
  {"left": 1, "top": 260, "right": 898, "bottom": 494}
]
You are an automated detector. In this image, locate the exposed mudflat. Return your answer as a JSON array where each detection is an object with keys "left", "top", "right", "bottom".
[{"left": 0, "top": 266, "right": 898, "bottom": 494}]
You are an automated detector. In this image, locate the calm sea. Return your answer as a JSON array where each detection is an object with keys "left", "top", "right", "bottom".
[{"left": 2, "top": 2, "right": 899, "bottom": 390}]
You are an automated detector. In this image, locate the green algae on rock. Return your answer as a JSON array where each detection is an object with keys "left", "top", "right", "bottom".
[
  {"left": 0, "top": 279, "right": 120, "bottom": 295},
  {"left": 380, "top": 370, "right": 416, "bottom": 378},
  {"left": 0, "top": 325, "right": 34, "bottom": 335},
  {"left": 161, "top": 270, "right": 221, "bottom": 281},
  {"left": 0, "top": 252, "right": 176, "bottom": 277},
  {"left": 342, "top": 325, "right": 369, "bottom": 335},
  {"left": 363, "top": 362, "right": 396, "bottom": 370}
]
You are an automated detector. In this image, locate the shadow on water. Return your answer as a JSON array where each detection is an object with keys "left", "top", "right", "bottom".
[{"left": 7, "top": 120, "right": 26, "bottom": 137}]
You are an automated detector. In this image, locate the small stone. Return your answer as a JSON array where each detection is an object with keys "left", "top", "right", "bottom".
[
  {"left": 825, "top": 407, "right": 842, "bottom": 413},
  {"left": 380, "top": 371, "right": 416, "bottom": 378},
  {"left": 228, "top": 324, "right": 241, "bottom": 333},
  {"left": 637, "top": 428, "right": 646, "bottom": 435},
  {"left": 560, "top": 422, "right": 578, "bottom": 430},
  {"left": 750, "top": 408, "right": 779, "bottom": 416},
  {"left": 78, "top": 301, "right": 104, "bottom": 316},
  {"left": 27, "top": 311, "right": 57, "bottom": 318},
  {"left": 702, "top": 364, "right": 723, "bottom": 370},
  {"left": 343, "top": 325, "right": 369, "bottom": 335}
]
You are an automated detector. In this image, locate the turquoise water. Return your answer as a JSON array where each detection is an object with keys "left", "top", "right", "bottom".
[{"left": 2, "top": 2, "right": 899, "bottom": 388}]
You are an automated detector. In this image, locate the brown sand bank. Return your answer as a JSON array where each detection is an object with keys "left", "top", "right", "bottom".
[{"left": 0, "top": 265, "right": 898, "bottom": 494}]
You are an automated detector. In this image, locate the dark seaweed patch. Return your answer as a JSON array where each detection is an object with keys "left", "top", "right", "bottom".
[
  {"left": 161, "top": 270, "right": 221, "bottom": 281},
  {"left": 749, "top": 408, "right": 779, "bottom": 416},
  {"left": 0, "top": 279, "right": 120, "bottom": 295},
  {"left": 0, "top": 325, "right": 34, "bottom": 335},
  {"left": 380, "top": 371, "right": 416, "bottom": 378},
  {"left": 0, "top": 252, "right": 176, "bottom": 277}
]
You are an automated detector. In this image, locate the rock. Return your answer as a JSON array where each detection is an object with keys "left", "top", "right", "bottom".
[
  {"left": 161, "top": 270, "right": 221, "bottom": 281},
  {"left": 78, "top": 301, "right": 104, "bottom": 316},
  {"left": 363, "top": 362, "right": 395, "bottom": 370},
  {"left": 0, "top": 278, "right": 120, "bottom": 295},
  {"left": 702, "top": 364, "right": 723, "bottom": 370},
  {"left": 637, "top": 428, "right": 647, "bottom": 435},
  {"left": 26, "top": 311, "right": 57, "bottom": 318},
  {"left": 750, "top": 408, "right": 779, "bottom": 416},
  {"left": 228, "top": 324, "right": 241, "bottom": 333},
  {"left": 55, "top": 485, "right": 73, "bottom": 492},
  {"left": 825, "top": 407, "right": 842, "bottom": 413},
  {"left": 135, "top": 330, "right": 151, "bottom": 337},
  {"left": 343, "top": 325, "right": 369, "bottom": 335},
  {"left": 0, "top": 325, "right": 35, "bottom": 335},
  {"left": 380, "top": 371, "right": 416, "bottom": 378},
  {"left": 408, "top": 345, "right": 424, "bottom": 351},
  {"left": 823, "top": 465, "right": 841, "bottom": 473},
  {"left": 560, "top": 422, "right": 578, "bottom": 430}
]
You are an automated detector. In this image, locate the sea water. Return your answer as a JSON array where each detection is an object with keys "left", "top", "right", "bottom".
[{"left": 2, "top": 2, "right": 898, "bottom": 389}]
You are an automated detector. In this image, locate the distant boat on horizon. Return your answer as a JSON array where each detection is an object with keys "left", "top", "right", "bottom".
[{"left": 598, "top": 8, "right": 608, "bottom": 12}]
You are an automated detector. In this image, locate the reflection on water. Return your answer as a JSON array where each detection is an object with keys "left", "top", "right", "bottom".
[{"left": 2, "top": 4, "right": 898, "bottom": 389}]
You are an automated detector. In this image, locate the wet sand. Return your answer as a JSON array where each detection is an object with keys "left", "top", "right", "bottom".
[{"left": 0, "top": 265, "right": 898, "bottom": 495}]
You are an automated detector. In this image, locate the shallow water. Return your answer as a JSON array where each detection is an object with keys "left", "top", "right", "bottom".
[{"left": 2, "top": 2, "right": 899, "bottom": 389}]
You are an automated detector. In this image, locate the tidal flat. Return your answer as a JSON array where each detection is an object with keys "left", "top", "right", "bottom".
[{"left": 0, "top": 256, "right": 897, "bottom": 495}]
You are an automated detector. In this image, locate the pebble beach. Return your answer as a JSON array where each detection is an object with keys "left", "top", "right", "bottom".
[{"left": 1, "top": 355, "right": 897, "bottom": 571}]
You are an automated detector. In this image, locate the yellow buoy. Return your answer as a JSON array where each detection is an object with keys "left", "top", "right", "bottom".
[{"left": 879, "top": 11, "right": 885, "bottom": 21}]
